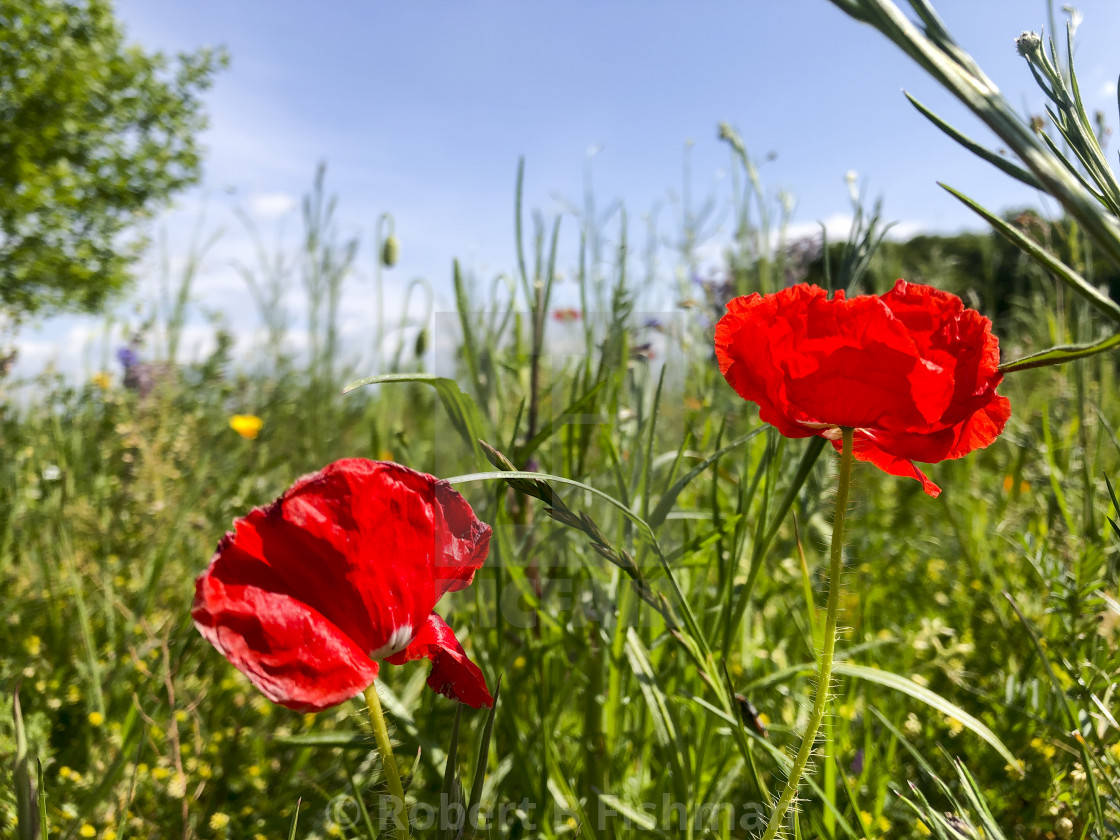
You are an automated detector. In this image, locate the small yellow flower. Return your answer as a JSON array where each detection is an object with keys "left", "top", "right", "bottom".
[
  {"left": 916, "top": 819, "right": 932, "bottom": 836},
  {"left": 104, "top": 830, "right": 118, "bottom": 840},
  {"left": 24, "top": 635, "right": 41, "bottom": 657},
  {"left": 91, "top": 372, "right": 112, "bottom": 390},
  {"left": 88, "top": 711, "right": 104, "bottom": 727},
  {"left": 1031, "top": 736, "right": 1056, "bottom": 759},
  {"left": 209, "top": 813, "right": 230, "bottom": 830},
  {"left": 229, "top": 414, "right": 263, "bottom": 440},
  {"left": 79, "top": 825, "right": 96, "bottom": 838}
]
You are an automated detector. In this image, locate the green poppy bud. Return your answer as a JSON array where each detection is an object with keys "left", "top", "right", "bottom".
[
  {"left": 381, "top": 235, "right": 400, "bottom": 268},
  {"left": 414, "top": 328, "right": 428, "bottom": 358}
]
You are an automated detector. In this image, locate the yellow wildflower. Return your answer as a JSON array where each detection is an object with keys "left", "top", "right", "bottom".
[
  {"left": 229, "top": 414, "right": 263, "bottom": 439},
  {"left": 209, "top": 813, "right": 230, "bottom": 831},
  {"left": 91, "top": 372, "right": 112, "bottom": 390},
  {"left": 78, "top": 825, "right": 96, "bottom": 838},
  {"left": 88, "top": 711, "right": 104, "bottom": 727}
]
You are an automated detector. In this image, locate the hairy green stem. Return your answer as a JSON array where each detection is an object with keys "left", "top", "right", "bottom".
[
  {"left": 364, "top": 684, "right": 410, "bottom": 838},
  {"left": 759, "top": 427, "right": 853, "bottom": 840}
]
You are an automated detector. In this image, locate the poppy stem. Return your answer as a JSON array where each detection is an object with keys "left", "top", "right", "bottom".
[
  {"left": 364, "top": 684, "right": 411, "bottom": 838},
  {"left": 758, "top": 427, "right": 854, "bottom": 840}
]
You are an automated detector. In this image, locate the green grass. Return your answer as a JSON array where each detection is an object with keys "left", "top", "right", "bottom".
[
  {"left": 1, "top": 148, "right": 1118, "bottom": 840},
  {"left": 7, "top": 26, "right": 1120, "bottom": 827}
]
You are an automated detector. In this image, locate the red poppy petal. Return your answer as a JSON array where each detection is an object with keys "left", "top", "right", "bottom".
[
  {"left": 192, "top": 539, "right": 379, "bottom": 712},
  {"left": 833, "top": 434, "right": 942, "bottom": 498},
  {"left": 193, "top": 459, "right": 492, "bottom": 711},
  {"left": 715, "top": 292, "right": 817, "bottom": 438},
  {"left": 434, "top": 481, "right": 493, "bottom": 598},
  {"left": 716, "top": 280, "right": 1009, "bottom": 495},
  {"left": 852, "top": 391, "right": 1010, "bottom": 465},
  {"left": 880, "top": 280, "right": 1005, "bottom": 428},
  {"left": 385, "top": 613, "right": 493, "bottom": 708},
  {"left": 278, "top": 460, "right": 440, "bottom": 648},
  {"left": 944, "top": 393, "right": 1011, "bottom": 459},
  {"left": 716, "top": 285, "right": 949, "bottom": 431}
]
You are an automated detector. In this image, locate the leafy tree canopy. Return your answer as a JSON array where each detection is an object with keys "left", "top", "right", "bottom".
[{"left": 0, "top": 0, "right": 226, "bottom": 318}]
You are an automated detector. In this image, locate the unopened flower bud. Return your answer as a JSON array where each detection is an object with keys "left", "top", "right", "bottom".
[
  {"left": 1015, "top": 31, "right": 1043, "bottom": 61},
  {"left": 380, "top": 235, "right": 399, "bottom": 268},
  {"left": 414, "top": 328, "right": 428, "bottom": 358}
]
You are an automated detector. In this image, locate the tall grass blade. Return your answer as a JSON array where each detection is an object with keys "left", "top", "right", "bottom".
[{"left": 831, "top": 663, "right": 1020, "bottom": 771}]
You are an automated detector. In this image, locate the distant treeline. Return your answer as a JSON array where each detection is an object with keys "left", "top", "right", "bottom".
[{"left": 800, "top": 210, "right": 1120, "bottom": 329}]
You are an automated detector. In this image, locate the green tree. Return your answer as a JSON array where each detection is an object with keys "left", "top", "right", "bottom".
[{"left": 0, "top": 0, "right": 226, "bottom": 318}]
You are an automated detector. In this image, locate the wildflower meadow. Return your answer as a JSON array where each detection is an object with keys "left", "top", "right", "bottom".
[{"left": 3, "top": 1, "right": 1120, "bottom": 838}]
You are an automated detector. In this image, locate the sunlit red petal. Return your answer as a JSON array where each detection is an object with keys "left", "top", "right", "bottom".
[
  {"left": 193, "top": 459, "right": 492, "bottom": 711},
  {"left": 434, "top": 481, "right": 493, "bottom": 597},
  {"left": 832, "top": 433, "right": 943, "bottom": 498},
  {"left": 716, "top": 280, "right": 1010, "bottom": 493},
  {"left": 193, "top": 531, "right": 380, "bottom": 712},
  {"left": 386, "top": 612, "right": 493, "bottom": 708}
]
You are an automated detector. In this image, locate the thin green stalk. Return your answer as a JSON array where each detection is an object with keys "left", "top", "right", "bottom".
[
  {"left": 759, "top": 427, "right": 853, "bottom": 840},
  {"left": 364, "top": 684, "right": 410, "bottom": 838}
]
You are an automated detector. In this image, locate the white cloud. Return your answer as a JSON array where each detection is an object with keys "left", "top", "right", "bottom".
[
  {"left": 782, "top": 213, "right": 858, "bottom": 244},
  {"left": 782, "top": 213, "right": 928, "bottom": 244},
  {"left": 247, "top": 192, "right": 297, "bottom": 219}
]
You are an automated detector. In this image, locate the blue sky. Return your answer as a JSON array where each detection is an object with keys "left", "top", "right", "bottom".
[{"left": 15, "top": 0, "right": 1120, "bottom": 377}]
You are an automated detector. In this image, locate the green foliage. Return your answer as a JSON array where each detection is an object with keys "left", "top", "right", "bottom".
[
  {"left": 0, "top": 0, "right": 225, "bottom": 318},
  {"left": 3, "top": 157, "right": 1119, "bottom": 839}
]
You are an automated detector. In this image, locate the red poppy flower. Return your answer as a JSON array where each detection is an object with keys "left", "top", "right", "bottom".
[
  {"left": 192, "top": 459, "right": 493, "bottom": 711},
  {"left": 714, "top": 280, "right": 1010, "bottom": 497}
]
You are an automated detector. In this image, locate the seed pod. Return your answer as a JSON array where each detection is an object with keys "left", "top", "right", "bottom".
[
  {"left": 414, "top": 327, "right": 428, "bottom": 358},
  {"left": 381, "top": 234, "right": 400, "bottom": 268}
]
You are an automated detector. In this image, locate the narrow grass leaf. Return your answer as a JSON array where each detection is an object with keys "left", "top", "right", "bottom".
[
  {"left": 13, "top": 687, "right": 35, "bottom": 840},
  {"left": 905, "top": 92, "right": 1042, "bottom": 190},
  {"left": 597, "top": 795, "right": 666, "bottom": 834},
  {"left": 832, "top": 663, "right": 1020, "bottom": 771},
  {"left": 467, "top": 678, "right": 501, "bottom": 822},
  {"left": 940, "top": 182, "right": 1120, "bottom": 326},
  {"left": 648, "top": 428, "right": 765, "bottom": 529},
  {"left": 624, "top": 628, "right": 689, "bottom": 791},
  {"left": 287, "top": 800, "right": 300, "bottom": 840}
]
